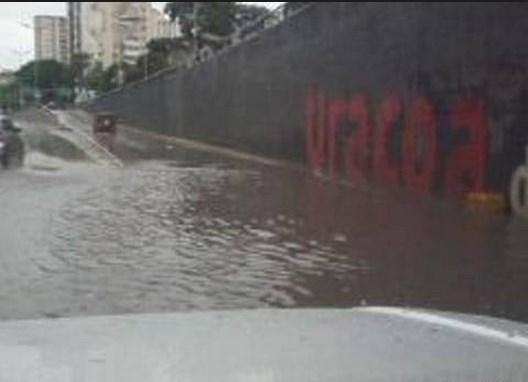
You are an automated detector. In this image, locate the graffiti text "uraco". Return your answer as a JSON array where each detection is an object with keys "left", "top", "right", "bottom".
[{"left": 304, "top": 89, "right": 489, "bottom": 197}]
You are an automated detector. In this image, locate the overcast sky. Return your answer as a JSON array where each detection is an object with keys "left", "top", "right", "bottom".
[{"left": 0, "top": 2, "right": 283, "bottom": 70}]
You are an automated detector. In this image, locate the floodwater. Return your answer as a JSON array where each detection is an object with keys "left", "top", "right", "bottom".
[{"left": 1, "top": 109, "right": 527, "bottom": 323}]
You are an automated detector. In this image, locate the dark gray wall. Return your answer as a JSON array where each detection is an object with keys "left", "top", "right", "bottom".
[{"left": 87, "top": 3, "right": 528, "bottom": 202}]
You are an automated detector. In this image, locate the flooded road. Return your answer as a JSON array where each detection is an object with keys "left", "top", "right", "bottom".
[{"left": 2, "top": 109, "right": 528, "bottom": 322}]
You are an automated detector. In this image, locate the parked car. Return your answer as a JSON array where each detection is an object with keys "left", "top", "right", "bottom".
[{"left": 0, "top": 116, "right": 24, "bottom": 169}]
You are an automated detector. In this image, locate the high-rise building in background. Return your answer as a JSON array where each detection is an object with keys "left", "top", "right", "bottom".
[
  {"left": 34, "top": 15, "right": 70, "bottom": 64},
  {"left": 67, "top": 2, "right": 171, "bottom": 68}
]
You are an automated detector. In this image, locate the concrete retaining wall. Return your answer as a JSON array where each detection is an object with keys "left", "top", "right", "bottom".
[{"left": 86, "top": 2, "right": 528, "bottom": 211}]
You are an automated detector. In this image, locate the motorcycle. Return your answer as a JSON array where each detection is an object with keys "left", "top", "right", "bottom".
[{"left": 0, "top": 117, "right": 25, "bottom": 169}]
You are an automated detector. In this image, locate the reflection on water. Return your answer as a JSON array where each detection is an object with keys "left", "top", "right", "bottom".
[
  {"left": 48, "top": 163, "right": 356, "bottom": 313},
  {"left": 39, "top": 159, "right": 528, "bottom": 322}
]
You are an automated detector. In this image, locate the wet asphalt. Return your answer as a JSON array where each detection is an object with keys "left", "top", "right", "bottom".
[{"left": 0, "top": 108, "right": 526, "bottom": 323}]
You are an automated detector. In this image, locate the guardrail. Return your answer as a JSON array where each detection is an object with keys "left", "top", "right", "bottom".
[{"left": 234, "top": 2, "right": 312, "bottom": 44}]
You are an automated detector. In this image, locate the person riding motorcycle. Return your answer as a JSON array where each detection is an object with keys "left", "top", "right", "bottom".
[{"left": 0, "top": 116, "right": 24, "bottom": 169}]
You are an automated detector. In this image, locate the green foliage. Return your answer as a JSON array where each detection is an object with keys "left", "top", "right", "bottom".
[
  {"left": 16, "top": 60, "right": 70, "bottom": 89},
  {"left": 122, "top": 63, "right": 142, "bottom": 84},
  {"left": 36, "top": 2, "right": 271, "bottom": 97},
  {"left": 0, "top": 81, "right": 22, "bottom": 111},
  {"left": 234, "top": 3, "right": 268, "bottom": 28},
  {"left": 199, "top": 2, "right": 237, "bottom": 37},
  {"left": 83, "top": 62, "right": 108, "bottom": 93},
  {"left": 164, "top": 2, "right": 195, "bottom": 38},
  {"left": 108, "top": 37, "right": 192, "bottom": 87},
  {"left": 78, "top": 37, "right": 192, "bottom": 94},
  {"left": 15, "top": 60, "right": 72, "bottom": 103},
  {"left": 5, "top": 2, "right": 272, "bottom": 102},
  {"left": 74, "top": 2, "right": 270, "bottom": 94},
  {"left": 71, "top": 53, "right": 91, "bottom": 83},
  {"left": 164, "top": 2, "right": 267, "bottom": 40},
  {"left": 81, "top": 63, "right": 136, "bottom": 94},
  {"left": 84, "top": 62, "right": 128, "bottom": 93},
  {"left": 164, "top": 2, "right": 195, "bottom": 22},
  {"left": 143, "top": 38, "right": 191, "bottom": 73},
  {"left": 99, "top": 64, "right": 120, "bottom": 93}
]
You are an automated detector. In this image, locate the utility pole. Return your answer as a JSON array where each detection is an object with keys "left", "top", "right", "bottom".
[
  {"left": 68, "top": 2, "right": 76, "bottom": 102},
  {"left": 67, "top": 2, "right": 85, "bottom": 102}
]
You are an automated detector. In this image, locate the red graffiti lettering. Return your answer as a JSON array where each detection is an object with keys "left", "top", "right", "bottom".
[
  {"left": 345, "top": 95, "right": 370, "bottom": 183},
  {"left": 303, "top": 89, "right": 493, "bottom": 201},
  {"left": 328, "top": 98, "right": 349, "bottom": 179},
  {"left": 374, "top": 95, "right": 402, "bottom": 186},
  {"left": 305, "top": 89, "right": 327, "bottom": 172},
  {"left": 402, "top": 98, "right": 438, "bottom": 193},
  {"left": 445, "top": 99, "right": 489, "bottom": 197}
]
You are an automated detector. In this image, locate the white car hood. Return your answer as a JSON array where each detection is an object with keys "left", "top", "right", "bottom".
[{"left": 0, "top": 308, "right": 526, "bottom": 382}]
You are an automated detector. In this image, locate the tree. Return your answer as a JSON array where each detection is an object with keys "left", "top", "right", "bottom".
[
  {"left": 0, "top": 81, "right": 23, "bottom": 111},
  {"left": 123, "top": 62, "right": 142, "bottom": 84},
  {"left": 163, "top": 2, "right": 271, "bottom": 58},
  {"left": 164, "top": 2, "right": 266, "bottom": 44},
  {"left": 234, "top": 3, "right": 268, "bottom": 29},
  {"left": 141, "top": 37, "right": 192, "bottom": 75},
  {"left": 82, "top": 62, "right": 122, "bottom": 94},
  {"left": 100, "top": 64, "right": 121, "bottom": 92},
  {"left": 84, "top": 62, "right": 105, "bottom": 93},
  {"left": 199, "top": 2, "right": 237, "bottom": 37},
  {"left": 70, "top": 53, "right": 91, "bottom": 85},
  {"left": 15, "top": 60, "right": 71, "bottom": 102},
  {"left": 164, "top": 2, "right": 195, "bottom": 39}
]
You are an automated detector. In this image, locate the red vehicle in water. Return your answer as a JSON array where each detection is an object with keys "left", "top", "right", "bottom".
[{"left": 92, "top": 113, "right": 117, "bottom": 152}]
